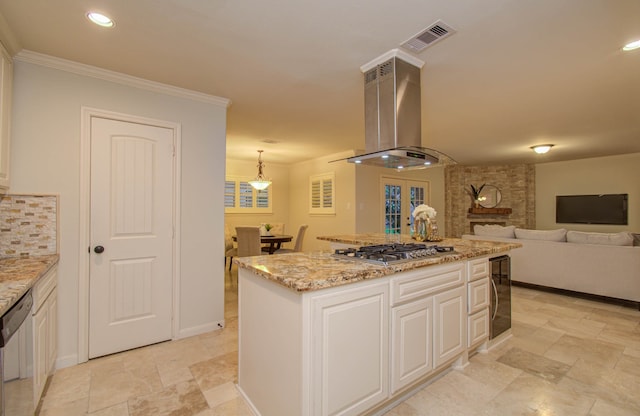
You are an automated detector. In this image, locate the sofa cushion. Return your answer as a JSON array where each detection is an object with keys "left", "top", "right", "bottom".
[
  {"left": 473, "top": 224, "right": 516, "bottom": 238},
  {"left": 515, "top": 228, "right": 567, "bottom": 242},
  {"left": 566, "top": 231, "right": 633, "bottom": 246},
  {"left": 633, "top": 233, "right": 640, "bottom": 246}
]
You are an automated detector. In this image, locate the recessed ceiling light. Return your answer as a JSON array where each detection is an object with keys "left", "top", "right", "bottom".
[
  {"left": 530, "top": 144, "right": 554, "bottom": 154},
  {"left": 623, "top": 39, "right": 640, "bottom": 51},
  {"left": 87, "top": 12, "right": 114, "bottom": 28}
]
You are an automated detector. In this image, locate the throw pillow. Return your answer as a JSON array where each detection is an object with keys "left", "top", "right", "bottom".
[
  {"left": 514, "top": 228, "right": 567, "bottom": 242},
  {"left": 566, "top": 231, "right": 633, "bottom": 246},
  {"left": 473, "top": 224, "right": 516, "bottom": 238}
]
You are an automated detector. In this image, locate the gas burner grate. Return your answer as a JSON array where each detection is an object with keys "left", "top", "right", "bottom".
[{"left": 333, "top": 243, "right": 454, "bottom": 265}]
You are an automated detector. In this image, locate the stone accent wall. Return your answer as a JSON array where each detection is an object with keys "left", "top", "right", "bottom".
[
  {"left": 0, "top": 194, "right": 58, "bottom": 257},
  {"left": 444, "top": 165, "right": 535, "bottom": 237}
]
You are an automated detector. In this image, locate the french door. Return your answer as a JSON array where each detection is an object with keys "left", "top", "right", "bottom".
[{"left": 382, "top": 178, "right": 429, "bottom": 235}]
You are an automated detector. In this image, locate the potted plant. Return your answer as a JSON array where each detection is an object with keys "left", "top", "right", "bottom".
[
  {"left": 467, "top": 184, "right": 486, "bottom": 208},
  {"left": 263, "top": 223, "right": 273, "bottom": 236}
]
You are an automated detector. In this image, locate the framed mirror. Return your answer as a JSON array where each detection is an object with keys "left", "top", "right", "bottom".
[{"left": 479, "top": 185, "right": 501, "bottom": 208}]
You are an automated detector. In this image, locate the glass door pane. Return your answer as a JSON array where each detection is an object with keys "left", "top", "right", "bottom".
[
  {"left": 381, "top": 178, "right": 430, "bottom": 235},
  {"left": 409, "top": 183, "right": 426, "bottom": 231},
  {"left": 384, "top": 183, "right": 402, "bottom": 234}
]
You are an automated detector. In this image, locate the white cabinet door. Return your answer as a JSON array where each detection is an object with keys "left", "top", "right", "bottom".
[
  {"left": 47, "top": 288, "right": 58, "bottom": 373},
  {"left": 468, "top": 277, "right": 490, "bottom": 314},
  {"left": 32, "top": 267, "right": 58, "bottom": 407},
  {"left": 33, "top": 303, "right": 48, "bottom": 404},
  {"left": 0, "top": 42, "right": 12, "bottom": 190},
  {"left": 433, "top": 286, "right": 466, "bottom": 368},
  {"left": 391, "top": 298, "right": 432, "bottom": 393},
  {"left": 311, "top": 282, "right": 389, "bottom": 416},
  {"left": 468, "top": 308, "right": 489, "bottom": 348}
]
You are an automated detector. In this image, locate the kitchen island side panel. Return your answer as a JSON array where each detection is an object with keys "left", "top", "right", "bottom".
[{"left": 238, "top": 269, "right": 305, "bottom": 416}]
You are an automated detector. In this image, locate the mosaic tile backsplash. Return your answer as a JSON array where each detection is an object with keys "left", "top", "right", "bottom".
[{"left": 0, "top": 194, "right": 58, "bottom": 257}]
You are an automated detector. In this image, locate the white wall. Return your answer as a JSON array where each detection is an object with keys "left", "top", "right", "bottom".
[
  {"left": 10, "top": 58, "right": 228, "bottom": 367},
  {"left": 535, "top": 153, "right": 640, "bottom": 232},
  {"left": 288, "top": 151, "right": 357, "bottom": 252}
]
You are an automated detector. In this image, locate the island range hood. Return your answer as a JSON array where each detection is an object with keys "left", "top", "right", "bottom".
[{"left": 347, "top": 50, "right": 455, "bottom": 169}]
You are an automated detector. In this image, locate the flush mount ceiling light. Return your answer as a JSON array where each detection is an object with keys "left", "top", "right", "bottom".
[
  {"left": 87, "top": 12, "right": 115, "bottom": 28},
  {"left": 531, "top": 144, "right": 554, "bottom": 154},
  {"left": 623, "top": 39, "right": 640, "bottom": 51},
  {"left": 248, "top": 150, "right": 272, "bottom": 190}
]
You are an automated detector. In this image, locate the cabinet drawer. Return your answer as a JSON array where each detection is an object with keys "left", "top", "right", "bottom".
[
  {"left": 391, "top": 263, "right": 464, "bottom": 306},
  {"left": 468, "top": 308, "right": 489, "bottom": 348},
  {"left": 467, "top": 257, "right": 488, "bottom": 282},
  {"left": 33, "top": 268, "right": 57, "bottom": 312},
  {"left": 467, "top": 277, "right": 489, "bottom": 314}
]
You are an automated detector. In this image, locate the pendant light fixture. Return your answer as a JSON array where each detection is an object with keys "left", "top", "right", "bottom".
[{"left": 248, "top": 150, "right": 272, "bottom": 190}]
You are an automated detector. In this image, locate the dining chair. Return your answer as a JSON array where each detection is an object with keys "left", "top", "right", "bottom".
[
  {"left": 225, "top": 226, "right": 262, "bottom": 270},
  {"left": 269, "top": 223, "right": 285, "bottom": 235},
  {"left": 224, "top": 224, "right": 236, "bottom": 271},
  {"left": 235, "top": 226, "right": 262, "bottom": 257},
  {"left": 273, "top": 224, "right": 308, "bottom": 254}
]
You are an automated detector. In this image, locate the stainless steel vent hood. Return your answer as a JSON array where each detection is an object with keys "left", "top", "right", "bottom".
[{"left": 346, "top": 49, "right": 455, "bottom": 170}]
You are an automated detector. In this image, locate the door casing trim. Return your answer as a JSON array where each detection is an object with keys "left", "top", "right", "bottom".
[{"left": 78, "top": 107, "right": 182, "bottom": 363}]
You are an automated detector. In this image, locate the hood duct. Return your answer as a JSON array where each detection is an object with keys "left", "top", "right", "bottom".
[{"left": 346, "top": 50, "right": 455, "bottom": 170}]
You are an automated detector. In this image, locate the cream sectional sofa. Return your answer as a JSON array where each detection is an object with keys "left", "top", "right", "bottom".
[{"left": 462, "top": 226, "right": 640, "bottom": 307}]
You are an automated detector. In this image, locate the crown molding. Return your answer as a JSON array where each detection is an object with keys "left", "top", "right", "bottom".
[{"left": 15, "top": 50, "right": 231, "bottom": 108}]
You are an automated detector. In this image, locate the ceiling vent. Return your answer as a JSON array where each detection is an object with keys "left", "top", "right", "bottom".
[{"left": 401, "top": 20, "right": 456, "bottom": 53}]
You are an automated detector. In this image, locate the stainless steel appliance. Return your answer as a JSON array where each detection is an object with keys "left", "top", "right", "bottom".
[
  {"left": 1, "top": 290, "right": 34, "bottom": 416},
  {"left": 333, "top": 243, "right": 454, "bottom": 265},
  {"left": 331, "top": 52, "right": 456, "bottom": 170},
  {"left": 489, "top": 255, "right": 511, "bottom": 339}
]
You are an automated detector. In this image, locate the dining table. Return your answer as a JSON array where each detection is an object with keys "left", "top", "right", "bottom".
[{"left": 233, "top": 234, "right": 293, "bottom": 255}]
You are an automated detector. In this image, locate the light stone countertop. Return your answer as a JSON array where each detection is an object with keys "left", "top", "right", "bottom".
[
  {"left": 234, "top": 235, "right": 521, "bottom": 292},
  {"left": 0, "top": 254, "right": 60, "bottom": 316}
]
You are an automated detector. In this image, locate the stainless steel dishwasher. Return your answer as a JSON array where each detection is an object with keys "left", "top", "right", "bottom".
[
  {"left": 1, "top": 290, "right": 34, "bottom": 416},
  {"left": 489, "top": 255, "right": 511, "bottom": 339}
]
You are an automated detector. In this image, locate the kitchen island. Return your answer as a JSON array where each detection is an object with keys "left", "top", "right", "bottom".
[{"left": 235, "top": 235, "right": 519, "bottom": 416}]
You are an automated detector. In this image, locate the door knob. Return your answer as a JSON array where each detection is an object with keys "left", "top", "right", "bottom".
[{"left": 94, "top": 245, "right": 105, "bottom": 254}]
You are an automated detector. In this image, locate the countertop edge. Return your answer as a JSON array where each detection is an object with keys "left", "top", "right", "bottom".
[
  {"left": 0, "top": 254, "right": 60, "bottom": 316},
  {"left": 236, "top": 237, "right": 520, "bottom": 293}
]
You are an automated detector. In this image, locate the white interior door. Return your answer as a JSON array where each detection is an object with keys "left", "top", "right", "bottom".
[
  {"left": 381, "top": 178, "right": 429, "bottom": 235},
  {"left": 89, "top": 117, "right": 174, "bottom": 359}
]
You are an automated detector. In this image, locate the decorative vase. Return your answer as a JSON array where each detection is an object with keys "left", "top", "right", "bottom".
[
  {"left": 426, "top": 219, "right": 440, "bottom": 241},
  {"left": 412, "top": 218, "right": 428, "bottom": 242}
]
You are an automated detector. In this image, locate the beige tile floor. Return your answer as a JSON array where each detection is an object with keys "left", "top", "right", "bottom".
[{"left": 38, "top": 265, "right": 640, "bottom": 415}]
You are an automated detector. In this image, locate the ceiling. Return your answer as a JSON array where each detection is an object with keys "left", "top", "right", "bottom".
[{"left": 0, "top": 0, "right": 639, "bottom": 166}]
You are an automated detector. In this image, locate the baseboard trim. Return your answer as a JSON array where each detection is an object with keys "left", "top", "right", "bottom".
[
  {"left": 512, "top": 280, "right": 640, "bottom": 310},
  {"left": 55, "top": 353, "right": 79, "bottom": 370},
  {"left": 176, "top": 320, "right": 224, "bottom": 339}
]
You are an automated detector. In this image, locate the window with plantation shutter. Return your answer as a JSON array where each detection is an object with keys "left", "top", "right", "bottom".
[
  {"left": 225, "top": 176, "right": 272, "bottom": 213},
  {"left": 239, "top": 181, "right": 254, "bottom": 208},
  {"left": 309, "top": 172, "right": 335, "bottom": 215},
  {"left": 224, "top": 181, "right": 235, "bottom": 208}
]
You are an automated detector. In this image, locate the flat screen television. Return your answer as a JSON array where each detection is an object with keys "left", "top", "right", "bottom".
[{"left": 556, "top": 194, "right": 628, "bottom": 225}]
